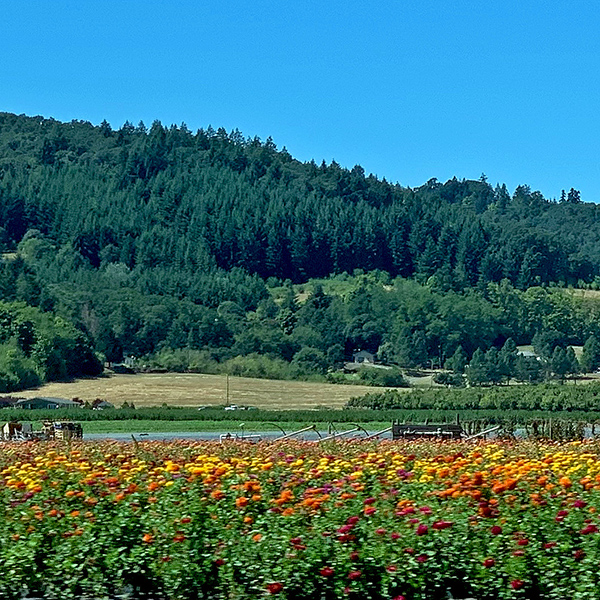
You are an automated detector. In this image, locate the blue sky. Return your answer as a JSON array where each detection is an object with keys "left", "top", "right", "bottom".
[{"left": 3, "top": 0, "right": 600, "bottom": 201}]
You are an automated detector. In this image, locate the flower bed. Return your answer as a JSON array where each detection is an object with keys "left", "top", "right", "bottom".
[{"left": 1, "top": 439, "right": 600, "bottom": 599}]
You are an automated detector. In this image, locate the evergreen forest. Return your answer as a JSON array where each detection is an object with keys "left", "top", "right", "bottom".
[{"left": 2, "top": 111, "right": 600, "bottom": 392}]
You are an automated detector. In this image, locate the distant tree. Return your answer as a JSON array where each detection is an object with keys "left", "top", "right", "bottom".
[
  {"left": 567, "top": 188, "right": 582, "bottom": 204},
  {"left": 466, "top": 349, "right": 489, "bottom": 386},
  {"left": 498, "top": 338, "right": 517, "bottom": 380},
  {"left": 580, "top": 334, "right": 600, "bottom": 373},
  {"left": 550, "top": 346, "right": 570, "bottom": 381},
  {"left": 445, "top": 345, "right": 467, "bottom": 374}
]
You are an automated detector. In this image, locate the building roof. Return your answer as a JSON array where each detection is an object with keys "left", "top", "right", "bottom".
[{"left": 16, "top": 397, "right": 81, "bottom": 408}]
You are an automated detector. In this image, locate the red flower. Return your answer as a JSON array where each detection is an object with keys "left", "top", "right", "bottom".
[
  {"left": 419, "top": 506, "right": 432, "bottom": 514},
  {"left": 432, "top": 520, "right": 453, "bottom": 530},
  {"left": 266, "top": 582, "right": 284, "bottom": 594},
  {"left": 490, "top": 525, "right": 502, "bottom": 535},
  {"left": 511, "top": 580, "right": 525, "bottom": 590},
  {"left": 337, "top": 525, "right": 353, "bottom": 534},
  {"left": 386, "top": 565, "right": 398, "bottom": 572},
  {"left": 581, "top": 524, "right": 598, "bottom": 535},
  {"left": 543, "top": 542, "right": 557, "bottom": 549},
  {"left": 416, "top": 554, "right": 428, "bottom": 563},
  {"left": 517, "top": 539, "right": 529, "bottom": 546},
  {"left": 350, "top": 551, "right": 360, "bottom": 561},
  {"left": 483, "top": 558, "right": 495, "bottom": 568},
  {"left": 392, "top": 596, "right": 406, "bottom": 600},
  {"left": 404, "top": 547, "right": 415, "bottom": 554},
  {"left": 574, "top": 549, "right": 586, "bottom": 561},
  {"left": 348, "top": 570, "right": 362, "bottom": 580},
  {"left": 347, "top": 516, "right": 360, "bottom": 524},
  {"left": 364, "top": 507, "right": 376, "bottom": 516},
  {"left": 375, "top": 527, "right": 387, "bottom": 535},
  {"left": 320, "top": 567, "right": 334, "bottom": 577},
  {"left": 573, "top": 499, "right": 587, "bottom": 508},
  {"left": 416, "top": 524, "right": 428, "bottom": 536},
  {"left": 364, "top": 497, "right": 376, "bottom": 505},
  {"left": 215, "top": 558, "right": 225, "bottom": 566},
  {"left": 391, "top": 532, "right": 401, "bottom": 540}
]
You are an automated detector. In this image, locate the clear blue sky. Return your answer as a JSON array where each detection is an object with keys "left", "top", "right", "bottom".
[{"left": 3, "top": 0, "right": 600, "bottom": 201}]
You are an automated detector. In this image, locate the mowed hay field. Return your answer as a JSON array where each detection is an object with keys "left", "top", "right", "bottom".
[{"left": 12, "top": 373, "right": 397, "bottom": 409}]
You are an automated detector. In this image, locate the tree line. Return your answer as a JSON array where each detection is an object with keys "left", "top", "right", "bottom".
[{"left": 1, "top": 112, "right": 600, "bottom": 390}]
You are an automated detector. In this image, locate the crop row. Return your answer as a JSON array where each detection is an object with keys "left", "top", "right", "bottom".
[{"left": 2, "top": 439, "right": 600, "bottom": 598}]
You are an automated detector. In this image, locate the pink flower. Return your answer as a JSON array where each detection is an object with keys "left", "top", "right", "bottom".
[
  {"left": 347, "top": 516, "right": 360, "bottom": 525},
  {"left": 419, "top": 506, "right": 432, "bottom": 514},
  {"left": 392, "top": 596, "right": 406, "bottom": 600},
  {"left": 386, "top": 565, "right": 398, "bottom": 572},
  {"left": 391, "top": 532, "right": 401, "bottom": 540},
  {"left": 348, "top": 570, "right": 362, "bottom": 580},
  {"left": 416, "top": 554, "right": 428, "bottom": 563},
  {"left": 510, "top": 580, "right": 525, "bottom": 590},
  {"left": 432, "top": 520, "right": 453, "bottom": 530},
  {"left": 574, "top": 549, "right": 586, "bottom": 561},
  {"left": 363, "top": 497, "right": 376, "bottom": 505},
  {"left": 573, "top": 499, "right": 587, "bottom": 508},
  {"left": 416, "top": 524, "right": 428, "bottom": 536},
  {"left": 337, "top": 525, "right": 353, "bottom": 534}
]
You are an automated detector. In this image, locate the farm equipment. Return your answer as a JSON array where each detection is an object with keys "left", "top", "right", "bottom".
[
  {"left": 1, "top": 421, "right": 33, "bottom": 441},
  {"left": 1, "top": 420, "right": 83, "bottom": 441},
  {"left": 41, "top": 420, "right": 83, "bottom": 441}
]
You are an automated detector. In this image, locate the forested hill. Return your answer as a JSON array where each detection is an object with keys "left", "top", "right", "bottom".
[
  {"left": 0, "top": 111, "right": 599, "bottom": 287},
  {"left": 2, "top": 111, "right": 600, "bottom": 392}
]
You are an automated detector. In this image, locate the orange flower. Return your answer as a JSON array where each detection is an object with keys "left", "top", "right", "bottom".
[
  {"left": 236, "top": 497, "right": 249, "bottom": 508},
  {"left": 559, "top": 477, "right": 572, "bottom": 489},
  {"left": 142, "top": 533, "right": 154, "bottom": 543},
  {"left": 252, "top": 533, "right": 262, "bottom": 542}
]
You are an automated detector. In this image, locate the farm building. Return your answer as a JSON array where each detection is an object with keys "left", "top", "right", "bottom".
[
  {"left": 352, "top": 350, "right": 375, "bottom": 364},
  {"left": 15, "top": 397, "right": 82, "bottom": 410}
]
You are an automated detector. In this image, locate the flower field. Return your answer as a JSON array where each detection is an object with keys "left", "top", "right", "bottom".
[{"left": 2, "top": 440, "right": 600, "bottom": 599}]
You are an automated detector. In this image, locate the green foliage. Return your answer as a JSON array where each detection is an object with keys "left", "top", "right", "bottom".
[
  {"left": 346, "top": 383, "right": 600, "bottom": 413},
  {"left": 581, "top": 334, "right": 600, "bottom": 372},
  {"left": 355, "top": 367, "right": 409, "bottom": 387},
  {"left": 4, "top": 112, "right": 600, "bottom": 393},
  {"left": 0, "top": 301, "right": 101, "bottom": 391}
]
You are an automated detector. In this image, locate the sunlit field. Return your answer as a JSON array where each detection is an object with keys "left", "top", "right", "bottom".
[
  {"left": 3, "top": 439, "right": 600, "bottom": 599},
  {"left": 13, "top": 373, "right": 399, "bottom": 409}
]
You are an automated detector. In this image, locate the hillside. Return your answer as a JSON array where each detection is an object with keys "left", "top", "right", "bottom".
[{"left": 1, "top": 112, "right": 600, "bottom": 391}]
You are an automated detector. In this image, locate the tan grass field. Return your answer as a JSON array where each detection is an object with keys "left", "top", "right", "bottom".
[{"left": 9, "top": 373, "right": 398, "bottom": 409}]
